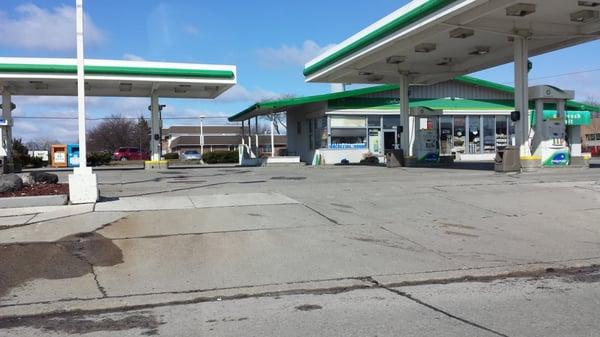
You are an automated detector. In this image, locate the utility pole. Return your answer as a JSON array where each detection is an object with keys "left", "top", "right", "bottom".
[{"left": 200, "top": 117, "right": 205, "bottom": 156}]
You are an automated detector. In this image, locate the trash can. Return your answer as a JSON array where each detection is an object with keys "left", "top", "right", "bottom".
[
  {"left": 67, "top": 144, "right": 80, "bottom": 168},
  {"left": 495, "top": 146, "right": 520, "bottom": 172},
  {"left": 51, "top": 144, "right": 68, "bottom": 168},
  {"left": 386, "top": 149, "right": 404, "bottom": 168}
]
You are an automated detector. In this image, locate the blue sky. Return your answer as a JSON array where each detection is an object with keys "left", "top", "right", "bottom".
[{"left": 0, "top": 0, "right": 599, "bottom": 142}]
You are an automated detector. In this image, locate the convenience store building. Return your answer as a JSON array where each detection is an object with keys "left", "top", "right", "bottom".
[{"left": 230, "top": 76, "right": 595, "bottom": 165}]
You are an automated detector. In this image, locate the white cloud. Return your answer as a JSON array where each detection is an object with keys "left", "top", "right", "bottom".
[
  {"left": 182, "top": 24, "right": 200, "bottom": 36},
  {"left": 257, "top": 40, "right": 337, "bottom": 68},
  {"left": 0, "top": 4, "right": 106, "bottom": 51},
  {"left": 217, "top": 85, "right": 283, "bottom": 103},
  {"left": 123, "top": 53, "right": 146, "bottom": 62}
]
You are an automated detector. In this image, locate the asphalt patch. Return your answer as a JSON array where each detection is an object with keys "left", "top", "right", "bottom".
[
  {"left": 295, "top": 304, "right": 322, "bottom": 311},
  {"left": 0, "top": 313, "right": 163, "bottom": 335},
  {"left": 0, "top": 233, "right": 123, "bottom": 298},
  {"left": 270, "top": 176, "right": 307, "bottom": 181}
]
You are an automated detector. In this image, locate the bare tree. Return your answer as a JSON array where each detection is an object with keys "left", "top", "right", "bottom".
[
  {"left": 87, "top": 115, "right": 151, "bottom": 153},
  {"left": 25, "top": 138, "right": 61, "bottom": 151},
  {"left": 259, "top": 94, "right": 294, "bottom": 135}
]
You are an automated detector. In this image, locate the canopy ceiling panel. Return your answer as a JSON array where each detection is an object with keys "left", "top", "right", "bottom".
[{"left": 305, "top": 0, "right": 600, "bottom": 85}]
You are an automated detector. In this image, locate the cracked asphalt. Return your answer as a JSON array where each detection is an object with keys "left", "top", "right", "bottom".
[{"left": 1, "top": 163, "right": 600, "bottom": 336}]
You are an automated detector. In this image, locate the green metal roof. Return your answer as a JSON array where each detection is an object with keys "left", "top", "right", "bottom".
[
  {"left": 0, "top": 63, "right": 235, "bottom": 79},
  {"left": 229, "top": 76, "right": 600, "bottom": 122},
  {"left": 228, "top": 84, "right": 398, "bottom": 121},
  {"left": 303, "top": 0, "right": 459, "bottom": 77}
]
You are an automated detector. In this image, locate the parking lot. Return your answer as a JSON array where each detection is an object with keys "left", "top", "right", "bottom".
[{"left": 1, "top": 164, "right": 600, "bottom": 336}]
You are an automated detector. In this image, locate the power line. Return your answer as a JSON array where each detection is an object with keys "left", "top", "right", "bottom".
[
  {"left": 12, "top": 116, "right": 231, "bottom": 121},
  {"left": 501, "top": 67, "right": 600, "bottom": 84}
]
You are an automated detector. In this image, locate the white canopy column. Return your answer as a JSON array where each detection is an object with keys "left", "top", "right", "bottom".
[
  {"left": 513, "top": 36, "right": 531, "bottom": 159},
  {"left": 270, "top": 114, "right": 275, "bottom": 157},
  {"left": 399, "top": 73, "right": 414, "bottom": 160},
  {"left": 150, "top": 91, "right": 161, "bottom": 161},
  {"left": 1, "top": 88, "right": 13, "bottom": 172}
]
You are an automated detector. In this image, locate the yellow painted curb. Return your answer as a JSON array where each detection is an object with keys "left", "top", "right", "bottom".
[
  {"left": 520, "top": 156, "right": 541, "bottom": 161},
  {"left": 144, "top": 160, "right": 169, "bottom": 164}
]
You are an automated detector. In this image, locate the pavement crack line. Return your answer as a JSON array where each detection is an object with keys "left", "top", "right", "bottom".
[
  {"left": 302, "top": 204, "right": 340, "bottom": 225},
  {"left": 67, "top": 248, "right": 108, "bottom": 298},
  {"left": 378, "top": 225, "right": 454, "bottom": 261},
  {"left": 0, "top": 211, "right": 94, "bottom": 232},
  {"left": 365, "top": 278, "right": 510, "bottom": 337}
]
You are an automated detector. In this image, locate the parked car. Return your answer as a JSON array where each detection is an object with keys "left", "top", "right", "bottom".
[
  {"left": 584, "top": 145, "right": 600, "bottom": 157},
  {"left": 180, "top": 150, "right": 202, "bottom": 161},
  {"left": 113, "top": 147, "right": 149, "bottom": 161}
]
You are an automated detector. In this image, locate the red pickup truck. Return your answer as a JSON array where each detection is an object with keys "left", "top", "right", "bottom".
[{"left": 113, "top": 147, "right": 150, "bottom": 161}]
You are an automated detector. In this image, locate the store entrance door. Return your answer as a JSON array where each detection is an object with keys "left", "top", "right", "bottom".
[{"left": 384, "top": 131, "right": 397, "bottom": 150}]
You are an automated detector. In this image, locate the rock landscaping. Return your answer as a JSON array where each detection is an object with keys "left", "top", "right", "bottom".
[{"left": 0, "top": 172, "right": 66, "bottom": 198}]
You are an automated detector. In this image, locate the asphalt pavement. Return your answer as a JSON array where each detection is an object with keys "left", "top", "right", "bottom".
[{"left": 1, "top": 164, "right": 599, "bottom": 336}]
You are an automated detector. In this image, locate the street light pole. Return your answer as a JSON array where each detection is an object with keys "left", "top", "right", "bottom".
[
  {"left": 76, "top": 0, "right": 87, "bottom": 169},
  {"left": 200, "top": 117, "right": 204, "bottom": 156},
  {"left": 68, "top": 0, "right": 98, "bottom": 204}
]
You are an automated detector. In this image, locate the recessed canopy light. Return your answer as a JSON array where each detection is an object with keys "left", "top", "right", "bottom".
[
  {"left": 449, "top": 28, "right": 475, "bottom": 39},
  {"left": 506, "top": 3, "right": 536, "bottom": 17},
  {"left": 415, "top": 43, "right": 437, "bottom": 53},
  {"left": 570, "top": 10, "right": 599, "bottom": 23},
  {"left": 469, "top": 46, "right": 491, "bottom": 55},
  {"left": 358, "top": 71, "right": 374, "bottom": 76},
  {"left": 174, "top": 85, "right": 191, "bottom": 93},
  {"left": 579, "top": 1, "right": 600, "bottom": 7},
  {"left": 367, "top": 74, "right": 384, "bottom": 82},
  {"left": 436, "top": 58, "right": 453, "bottom": 66},
  {"left": 119, "top": 83, "right": 132, "bottom": 92},
  {"left": 386, "top": 56, "right": 406, "bottom": 64}
]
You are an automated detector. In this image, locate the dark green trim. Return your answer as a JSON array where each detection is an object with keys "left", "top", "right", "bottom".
[
  {"left": 303, "top": 0, "right": 459, "bottom": 77},
  {"left": 0, "top": 63, "right": 235, "bottom": 79}
]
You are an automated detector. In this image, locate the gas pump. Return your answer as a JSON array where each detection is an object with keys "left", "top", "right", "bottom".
[
  {"left": 529, "top": 85, "right": 574, "bottom": 167},
  {"left": 410, "top": 107, "right": 442, "bottom": 163}
]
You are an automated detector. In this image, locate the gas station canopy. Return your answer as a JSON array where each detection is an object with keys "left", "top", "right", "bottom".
[
  {"left": 304, "top": 0, "right": 600, "bottom": 85},
  {"left": 0, "top": 57, "right": 236, "bottom": 98}
]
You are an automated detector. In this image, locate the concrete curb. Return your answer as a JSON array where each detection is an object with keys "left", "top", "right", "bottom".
[
  {"left": 1, "top": 258, "right": 598, "bottom": 319},
  {"left": 0, "top": 194, "right": 68, "bottom": 209}
]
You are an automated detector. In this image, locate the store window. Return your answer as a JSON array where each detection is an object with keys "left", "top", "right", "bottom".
[
  {"left": 368, "top": 116, "right": 381, "bottom": 127},
  {"left": 316, "top": 117, "right": 327, "bottom": 149},
  {"left": 440, "top": 116, "right": 453, "bottom": 155},
  {"left": 330, "top": 115, "right": 367, "bottom": 149},
  {"left": 308, "top": 119, "right": 314, "bottom": 150},
  {"left": 468, "top": 116, "right": 481, "bottom": 154},
  {"left": 330, "top": 128, "right": 366, "bottom": 149},
  {"left": 453, "top": 116, "right": 466, "bottom": 154},
  {"left": 330, "top": 116, "right": 366, "bottom": 128},
  {"left": 482, "top": 116, "right": 496, "bottom": 153},
  {"left": 383, "top": 115, "right": 400, "bottom": 129},
  {"left": 495, "top": 116, "right": 508, "bottom": 148}
]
